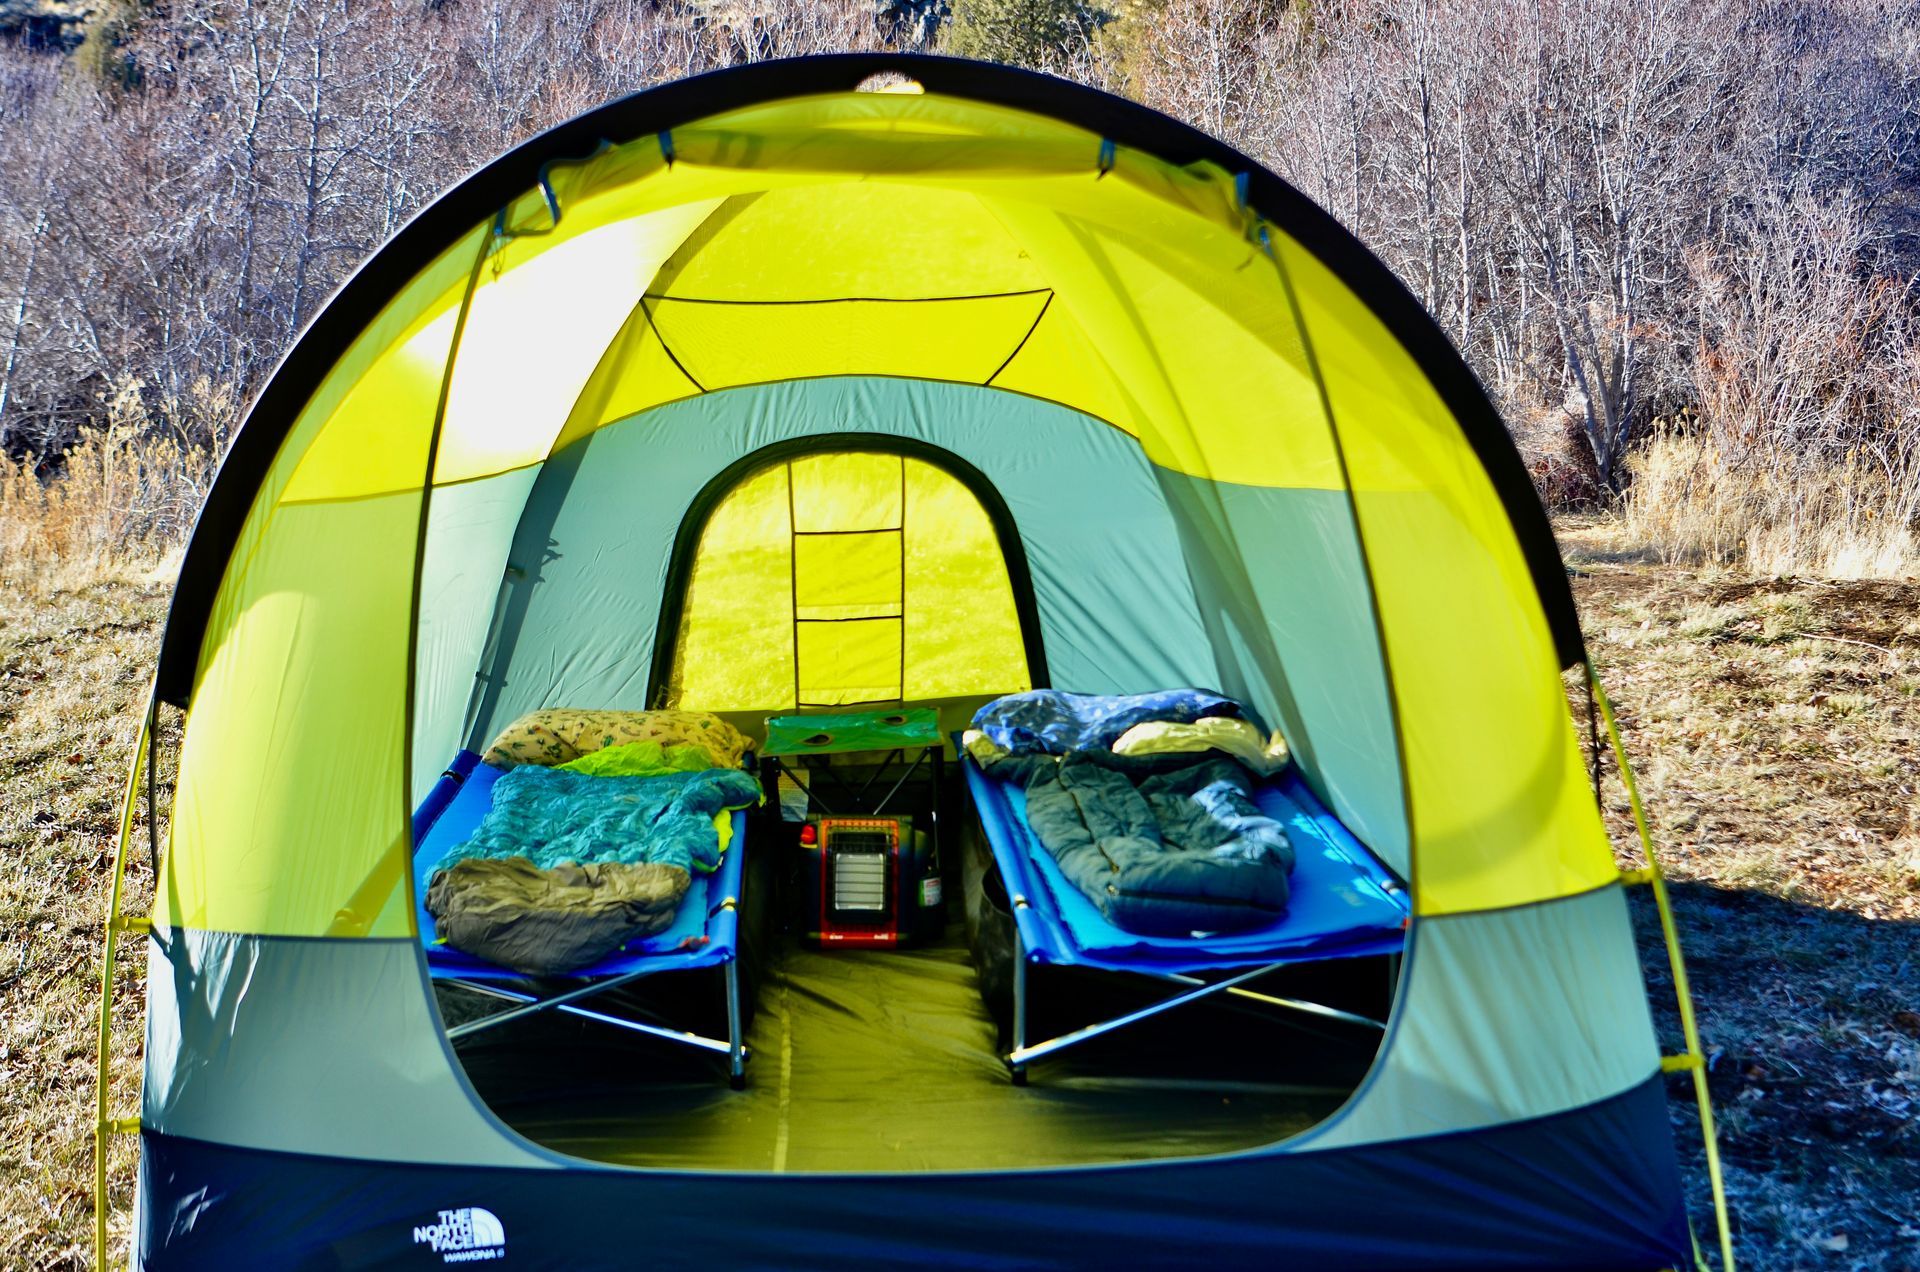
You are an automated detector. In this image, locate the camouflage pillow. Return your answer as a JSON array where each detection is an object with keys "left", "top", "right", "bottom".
[{"left": 483, "top": 708, "right": 752, "bottom": 770}]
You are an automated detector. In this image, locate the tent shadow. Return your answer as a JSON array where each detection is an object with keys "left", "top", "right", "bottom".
[{"left": 1630, "top": 878, "right": 1919, "bottom": 1170}]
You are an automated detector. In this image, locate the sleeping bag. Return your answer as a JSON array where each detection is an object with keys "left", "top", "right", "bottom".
[
  {"left": 972, "top": 688, "right": 1243, "bottom": 756},
  {"left": 426, "top": 857, "right": 689, "bottom": 975},
  {"left": 982, "top": 749, "right": 1295, "bottom": 936},
  {"left": 426, "top": 762, "right": 760, "bottom": 973}
]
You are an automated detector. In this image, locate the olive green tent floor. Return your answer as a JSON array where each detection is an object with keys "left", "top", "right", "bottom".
[{"left": 446, "top": 936, "right": 1378, "bottom": 1172}]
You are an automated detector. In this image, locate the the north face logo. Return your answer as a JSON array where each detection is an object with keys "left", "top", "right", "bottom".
[{"left": 413, "top": 1207, "right": 506, "bottom": 1263}]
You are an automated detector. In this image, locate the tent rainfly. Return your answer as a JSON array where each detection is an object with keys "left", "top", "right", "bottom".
[{"left": 94, "top": 53, "right": 1732, "bottom": 1272}]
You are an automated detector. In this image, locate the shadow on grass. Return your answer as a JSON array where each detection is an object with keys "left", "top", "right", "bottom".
[{"left": 1636, "top": 881, "right": 1919, "bottom": 1266}]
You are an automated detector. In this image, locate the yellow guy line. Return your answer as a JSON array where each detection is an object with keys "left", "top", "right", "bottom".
[
  {"left": 94, "top": 686, "right": 155, "bottom": 1271},
  {"left": 1590, "top": 665, "right": 1736, "bottom": 1272}
]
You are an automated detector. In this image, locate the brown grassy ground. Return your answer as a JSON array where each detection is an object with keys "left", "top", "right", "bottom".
[
  {"left": 1559, "top": 518, "right": 1920, "bottom": 1271},
  {"left": 0, "top": 570, "right": 171, "bottom": 1271},
  {"left": 1, "top": 539, "right": 1917, "bottom": 1269}
]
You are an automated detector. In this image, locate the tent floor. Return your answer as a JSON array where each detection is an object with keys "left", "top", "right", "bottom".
[{"left": 442, "top": 932, "right": 1381, "bottom": 1172}]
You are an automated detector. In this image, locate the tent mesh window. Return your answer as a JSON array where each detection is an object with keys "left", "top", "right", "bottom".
[{"left": 667, "top": 450, "right": 1031, "bottom": 711}]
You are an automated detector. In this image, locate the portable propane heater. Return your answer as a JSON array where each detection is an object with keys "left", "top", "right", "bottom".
[
  {"left": 761, "top": 708, "right": 949, "bottom": 949},
  {"left": 801, "top": 816, "right": 940, "bottom": 947}
]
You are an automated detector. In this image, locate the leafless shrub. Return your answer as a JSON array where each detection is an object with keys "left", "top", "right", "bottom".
[
  {"left": 0, "top": 377, "right": 232, "bottom": 586},
  {"left": 1625, "top": 191, "right": 1920, "bottom": 576},
  {"left": 1116, "top": 0, "right": 1919, "bottom": 572}
]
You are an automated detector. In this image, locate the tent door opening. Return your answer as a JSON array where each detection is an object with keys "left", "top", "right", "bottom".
[{"left": 656, "top": 439, "right": 1043, "bottom": 714}]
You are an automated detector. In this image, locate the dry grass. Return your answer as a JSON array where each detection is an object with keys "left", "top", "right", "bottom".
[
  {"left": 0, "top": 381, "right": 228, "bottom": 590},
  {"left": 1, "top": 531, "right": 1917, "bottom": 1268},
  {"left": 0, "top": 569, "right": 173, "bottom": 1270},
  {"left": 1571, "top": 556, "right": 1920, "bottom": 917},
  {"left": 1620, "top": 435, "right": 1920, "bottom": 579}
]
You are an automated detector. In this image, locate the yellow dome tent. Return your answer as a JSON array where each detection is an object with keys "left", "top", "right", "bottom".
[{"left": 95, "top": 53, "right": 1729, "bottom": 1270}]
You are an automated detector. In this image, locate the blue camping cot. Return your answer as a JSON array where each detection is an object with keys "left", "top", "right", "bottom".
[
  {"left": 962, "top": 754, "right": 1412, "bottom": 1082},
  {"left": 412, "top": 750, "right": 752, "bottom": 1087}
]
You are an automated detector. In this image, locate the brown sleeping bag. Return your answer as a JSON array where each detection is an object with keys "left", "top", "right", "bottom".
[{"left": 425, "top": 856, "right": 689, "bottom": 975}]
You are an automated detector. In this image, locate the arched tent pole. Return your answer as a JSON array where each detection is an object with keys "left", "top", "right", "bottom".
[
  {"left": 1255, "top": 219, "right": 1417, "bottom": 909},
  {"left": 455, "top": 191, "right": 763, "bottom": 746},
  {"left": 93, "top": 683, "right": 157, "bottom": 1270},
  {"left": 328, "top": 220, "right": 500, "bottom": 939},
  {"left": 1590, "top": 664, "right": 1736, "bottom": 1272}
]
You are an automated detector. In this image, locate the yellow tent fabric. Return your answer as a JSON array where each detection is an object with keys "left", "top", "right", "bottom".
[
  {"left": 669, "top": 451, "right": 1031, "bottom": 709},
  {"left": 157, "top": 85, "right": 1613, "bottom": 938},
  {"left": 1276, "top": 240, "right": 1615, "bottom": 912}
]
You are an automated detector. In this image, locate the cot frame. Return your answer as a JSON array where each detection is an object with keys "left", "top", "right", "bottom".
[
  {"left": 960, "top": 750, "right": 1405, "bottom": 1085},
  {"left": 413, "top": 752, "right": 756, "bottom": 1089},
  {"left": 1003, "top": 902, "right": 1389, "bottom": 1084},
  {"left": 441, "top": 921, "right": 749, "bottom": 1088}
]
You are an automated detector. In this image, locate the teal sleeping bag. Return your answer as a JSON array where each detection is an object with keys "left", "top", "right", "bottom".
[{"left": 438, "top": 764, "right": 761, "bottom": 876}]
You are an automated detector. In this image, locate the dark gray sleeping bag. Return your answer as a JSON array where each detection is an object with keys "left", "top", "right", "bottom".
[
  {"left": 426, "top": 856, "right": 688, "bottom": 975},
  {"left": 984, "top": 750, "right": 1295, "bottom": 936}
]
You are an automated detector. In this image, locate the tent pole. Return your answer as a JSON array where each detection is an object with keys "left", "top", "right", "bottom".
[
  {"left": 94, "top": 686, "right": 155, "bottom": 1272},
  {"left": 399, "top": 220, "right": 499, "bottom": 928},
  {"left": 1591, "top": 664, "right": 1736, "bottom": 1272},
  {"left": 1257, "top": 219, "right": 1418, "bottom": 940}
]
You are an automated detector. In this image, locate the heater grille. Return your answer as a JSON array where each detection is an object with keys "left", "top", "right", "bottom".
[
  {"left": 828, "top": 830, "right": 894, "bottom": 855},
  {"left": 824, "top": 824, "right": 896, "bottom": 915},
  {"left": 831, "top": 852, "right": 888, "bottom": 911}
]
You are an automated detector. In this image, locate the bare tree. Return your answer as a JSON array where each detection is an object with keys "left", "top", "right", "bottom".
[{"left": 0, "top": 0, "right": 1914, "bottom": 570}]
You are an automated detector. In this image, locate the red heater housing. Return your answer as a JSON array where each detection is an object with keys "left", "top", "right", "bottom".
[{"left": 803, "top": 816, "right": 941, "bottom": 948}]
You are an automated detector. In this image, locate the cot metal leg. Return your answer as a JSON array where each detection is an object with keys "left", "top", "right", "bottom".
[
  {"left": 725, "top": 958, "right": 746, "bottom": 1090},
  {"left": 1009, "top": 928, "right": 1029, "bottom": 1085},
  {"left": 1007, "top": 962, "right": 1280, "bottom": 1070},
  {"left": 444, "top": 968, "right": 655, "bottom": 1040},
  {"left": 1149, "top": 971, "right": 1386, "bottom": 1031},
  {"left": 446, "top": 977, "right": 736, "bottom": 1056},
  {"left": 930, "top": 746, "right": 945, "bottom": 869}
]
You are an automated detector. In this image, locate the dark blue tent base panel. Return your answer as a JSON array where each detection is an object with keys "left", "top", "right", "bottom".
[{"left": 138, "top": 1075, "right": 1690, "bottom": 1272}]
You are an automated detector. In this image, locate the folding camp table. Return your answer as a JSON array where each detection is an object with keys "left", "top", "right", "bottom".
[
  {"left": 412, "top": 750, "right": 754, "bottom": 1088},
  {"left": 760, "top": 707, "right": 945, "bottom": 839},
  {"left": 761, "top": 708, "right": 949, "bottom": 946},
  {"left": 962, "top": 754, "right": 1411, "bottom": 1083}
]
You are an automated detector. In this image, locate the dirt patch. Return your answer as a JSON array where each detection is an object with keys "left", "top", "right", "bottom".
[{"left": 1636, "top": 884, "right": 1920, "bottom": 1269}]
